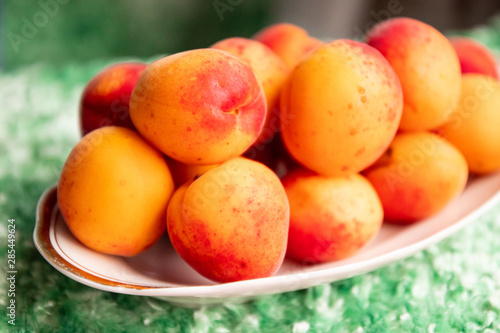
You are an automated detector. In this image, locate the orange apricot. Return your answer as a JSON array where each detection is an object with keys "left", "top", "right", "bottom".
[
  {"left": 129, "top": 49, "right": 267, "bottom": 165},
  {"left": 167, "top": 157, "right": 289, "bottom": 283},
  {"left": 280, "top": 39, "right": 402, "bottom": 176},
  {"left": 57, "top": 127, "right": 175, "bottom": 256},
  {"left": 364, "top": 132, "right": 468, "bottom": 224},
  {"left": 253, "top": 23, "right": 323, "bottom": 69},
  {"left": 282, "top": 169, "right": 383, "bottom": 263},
  {"left": 366, "top": 17, "right": 461, "bottom": 131},
  {"left": 80, "top": 62, "right": 146, "bottom": 136},
  {"left": 211, "top": 37, "right": 289, "bottom": 146},
  {"left": 449, "top": 37, "right": 499, "bottom": 80},
  {"left": 438, "top": 74, "right": 500, "bottom": 174}
]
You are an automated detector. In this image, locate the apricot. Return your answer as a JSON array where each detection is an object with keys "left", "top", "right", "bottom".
[
  {"left": 364, "top": 132, "right": 468, "bottom": 224},
  {"left": 282, "top": 169, "right": 383, "bottom": 263},
  {"left": 166, "top": 157, "right": 218, "bottom": 188},
  {"left": 438, "top": 74, "right": 500, "bottom": 174},
  {"left": 253, "top": 23, "right": 323, "bottom": 69},
  {"left": 129, "top": 49, "right": 267, "bottom": 165},
  {"left": 211, "top": 37, "right": 289, "bottom": 146},
  {"left": 449, "top": 37, "right": 499, "bottom": 80},
  {"left": 80, "top": 62, "right": 147, "bottom": 136},
  {"left": 366, "top": 17, "right": 461, "bottom": 131},
  {"left": 57, "top": 126, "right": 175, "bottom": 257},
  {"left": 280, "top": 39, "right": 403, "bottom": 176},
  {"left": 167, "top": 157, "right": 289, "bottom": 283}
]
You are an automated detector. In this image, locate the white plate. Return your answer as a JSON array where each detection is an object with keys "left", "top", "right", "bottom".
[{"left": 34, "top": 171, "right": 500, "bottom": 307}]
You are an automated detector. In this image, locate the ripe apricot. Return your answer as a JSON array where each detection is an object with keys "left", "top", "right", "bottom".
[
  {"left": 129, "top": 49, "right": 267, "bottom": 165},
  {"left": 253, "top": 23, "right": 323, "bottom": 69},
  {"left": 167, "top": 157, "right": 289, "bottom": 283},
  {"left": 282, "top": 169, "right": 383, "bottom": 263},
  {"left": 449, "top": 37, "right": 499, "bottom": 80},
  {"left": 364, "top": 132, "right": 468, "bottom": 224},
  {"left": 211, "top": 37, "right": 289, "bottom": 146},
  {"left": 80, "top": 62, "right": 146, "bottom": 135},
  {"left": 280, "top": 39, "right": 402, "bottom": 176},
  {"left": 366, "top": 18, "right": 461, "bottom": 131},
  {"left": 57, "top": 127, "right": 175, "bottom": 256},
  {"left": 438, "top": 74, "right": 500, "bottom": 174}
]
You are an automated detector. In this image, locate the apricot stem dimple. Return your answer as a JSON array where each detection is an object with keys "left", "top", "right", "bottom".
[{"left": 224, "top": 108, "right": 240, "bottom": 116}]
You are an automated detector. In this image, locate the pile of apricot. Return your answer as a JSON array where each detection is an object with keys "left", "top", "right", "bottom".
[{"left": 57, "top": 18, "right": 500, "bottom": 283}]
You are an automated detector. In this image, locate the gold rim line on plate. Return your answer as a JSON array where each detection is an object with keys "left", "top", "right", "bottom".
[{"left": 34, "top": 186, "right": 164, "bottom": 291}]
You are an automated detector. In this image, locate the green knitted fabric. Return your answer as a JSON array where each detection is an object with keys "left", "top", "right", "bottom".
[{"left": 1, "top": 24, "right": 500, "bottom": 333}]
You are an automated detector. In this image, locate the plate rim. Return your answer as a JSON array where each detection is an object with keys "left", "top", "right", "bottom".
[{"left": 34, "top": 176, "right": 500, "bottom": 299}]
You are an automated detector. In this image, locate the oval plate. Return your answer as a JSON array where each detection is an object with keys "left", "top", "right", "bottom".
[{"left": 34, "top": 171, "right": 500, "bottom": 307}]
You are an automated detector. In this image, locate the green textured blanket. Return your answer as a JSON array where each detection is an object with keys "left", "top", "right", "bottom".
[{"left": 1, "top": 27, "right": 500, "bottom": 333}]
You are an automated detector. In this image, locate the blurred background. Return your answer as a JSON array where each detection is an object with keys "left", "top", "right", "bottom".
[{"left": 2, "top": 0, "right": 500, "bottom": 70}]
